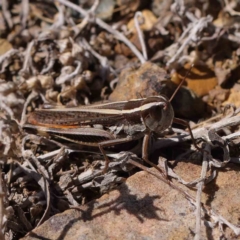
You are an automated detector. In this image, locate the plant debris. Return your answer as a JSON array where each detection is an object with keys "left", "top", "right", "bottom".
[{"left": 1, "top": 0, "right": 240, "bottom": 239}]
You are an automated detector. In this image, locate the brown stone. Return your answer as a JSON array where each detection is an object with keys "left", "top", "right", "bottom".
[
  {"left": 21, "top": 162, "right": 240, "bottom": 240},
  {"left": 109, "top": 62, "right": 205, "bottom": 118}
]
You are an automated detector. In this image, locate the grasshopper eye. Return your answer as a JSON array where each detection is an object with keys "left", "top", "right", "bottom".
[
  {"left": 142, "top": 105, "right": 164, "bottom": 132},
  {"left": 149, "top": 105, "right": 164, "bottom": 121},
  {"left": 141, "top": 97, "right": 174, "bottom": 134}
]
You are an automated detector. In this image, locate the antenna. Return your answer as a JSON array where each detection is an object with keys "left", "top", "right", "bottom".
[{"left": 169, "top": 63, "right": 194, "bottom": 102}]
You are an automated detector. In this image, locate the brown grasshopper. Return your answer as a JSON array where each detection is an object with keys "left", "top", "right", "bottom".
[{"left": 23, "top": 70, "right": 198, "bottom": 174}]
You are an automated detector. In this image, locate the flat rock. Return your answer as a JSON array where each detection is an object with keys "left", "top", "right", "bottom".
[{"left": 21, "top": 162, "right": 240, "bottom": 240}]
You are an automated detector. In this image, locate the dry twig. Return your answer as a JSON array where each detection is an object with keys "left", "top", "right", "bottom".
[{"left": 57, "top": 0, "right": 146, "bottom": 63}]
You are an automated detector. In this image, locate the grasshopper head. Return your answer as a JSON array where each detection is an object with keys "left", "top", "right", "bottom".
[{"left": 141, "top": 96, "right": 174, "bottom": 135}]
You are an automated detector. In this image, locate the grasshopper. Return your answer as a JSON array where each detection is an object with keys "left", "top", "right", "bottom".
[{"left": 23, "top": 69, "right": 198, "bottom": 174}]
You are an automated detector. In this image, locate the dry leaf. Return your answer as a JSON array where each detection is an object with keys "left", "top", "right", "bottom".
[
  {"left": 127, "top": 10, "right": 157, "bottom": 32},
  {"left": 116, "top": 0, "right": 140, "bottom": 15},
  {"left": 222, "top": 89, "right": 240, "bottom": 107},
  {"left": 96, "top": 0, "right": 115, "bottom": 20},
  {"left": 172, "top": 62, "right": 218, "bottom": 97},
  {"left": 0, "top": 38, "right": 12, "bottom": 55}
]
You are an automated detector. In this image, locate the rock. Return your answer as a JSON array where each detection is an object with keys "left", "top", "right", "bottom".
[
  {"left": 109, "top": 62, "right": 205, "bottom": 118},
  {"left": 21, "top": 162, "right": 240, "bottom": 240}
]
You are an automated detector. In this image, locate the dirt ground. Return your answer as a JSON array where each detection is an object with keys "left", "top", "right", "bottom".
[{"left": 1, "top": 1, "right": 240, "bottom": 239}]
